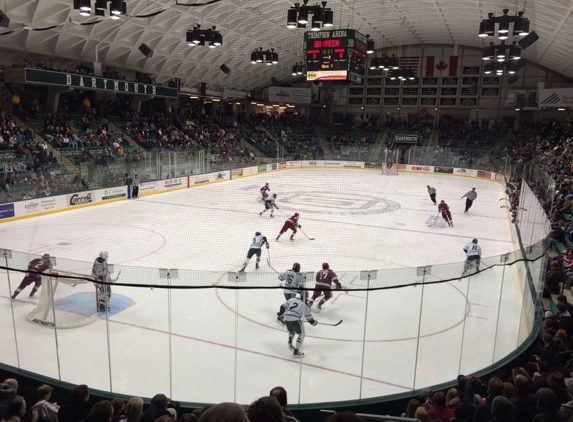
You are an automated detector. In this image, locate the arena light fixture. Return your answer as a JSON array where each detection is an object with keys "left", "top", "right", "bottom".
[{"left": 287, "top": 0, "right": 333, "bottom": 30}]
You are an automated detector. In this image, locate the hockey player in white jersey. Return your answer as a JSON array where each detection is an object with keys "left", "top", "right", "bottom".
[
  {"left": 278, "top": 262, "right": 306, "bottom": 300},
  {"left": 238, "top": 232, "right": 269, "bottom": 272},
  {"left": 260, "top": 193, "right": 279, "bottom": 218},
  {"left": 462, "top": 238, "right": 482, "bottom": 275},
  {"left": 92, "top": 251, "right": 111, "bottom": 311},
  {"left": 277, "top": 290, "right": 317, "bottom": 357}
]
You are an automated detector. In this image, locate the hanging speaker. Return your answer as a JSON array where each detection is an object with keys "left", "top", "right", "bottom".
[
  {"left": 0, "top": 10, "right": 10, "bottom": 28},
  {"left": 220, "top": 64, "right": 231, "bottom": 74},
  {"left": 138, "top": 43, "right": 154, "bottom": 58},
  {"left": 507, "top": 75, "right": 519, "bottom": 85},
  {"left": 518, "top": 31, "right": 539, "bottom": 50}
]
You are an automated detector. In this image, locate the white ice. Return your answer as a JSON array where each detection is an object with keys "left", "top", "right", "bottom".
[{"left": 0, "top": 168, "right": 527, "bottom": 405}]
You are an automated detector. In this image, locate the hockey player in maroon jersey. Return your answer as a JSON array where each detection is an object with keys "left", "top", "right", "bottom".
[
  {"left": 260, "top": 183, "right": 270, "bottom": 201},
  {"left": 438, "top": 200, "right": 454, "bottom": 227},
  {"left": 309, "top": 263, "right": 342, "bottom": 309},
  {"left": 11, "top": 254, "right": 52, "bottom": 299},
  {"left": 276, "top": 212, "right": 300, "bottom": 241}
]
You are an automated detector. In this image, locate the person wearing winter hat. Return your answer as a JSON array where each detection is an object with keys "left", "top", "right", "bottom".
[{"left": 490, "top": 396, "right": 513, "bottom": 421}]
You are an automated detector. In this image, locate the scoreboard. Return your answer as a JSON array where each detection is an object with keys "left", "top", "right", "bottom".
[{"left": 304, "top": 29, "right": 367, "bottom": 83}]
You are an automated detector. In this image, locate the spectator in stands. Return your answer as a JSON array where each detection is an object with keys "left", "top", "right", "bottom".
[
  {"left": 533, "top": 388, "right": 566, "bottom": 421},
  {"left": 548, "top": 223, "right": 567, "bottom": 252},
  {"left": 474, "top": 376, "right": 504, "bottom": 422},
  {"left": 0, "top": 379, "right": 18, "bottom": 420},
  {"left": 559, "top": 379, "right": 573, "bottom": 420},
  {"left": 491, "top": 395, "right": 514, "bottom": 422},
  {"left": 544, "top": 262, "right": 562, "bottom": 297},
  {"left": 269, "top": 386, "right": 298, "bottom": 422},
  {"left": 195, "top": 403, "right": 248, "bottom": 422},
  {"left": 557, "top": 302, "right": 573, "bottom": 337},
  {"left": 246, "top": 396, "right": 283, "bottom": 422},
  {"left": 511, "top": 374, "right": 537, "bottom": 422},
  {"left": 548, "top": 371, "right": 571, "bottom": 407},
  {"left": 137, "top": 394, "right": 171, "bottom": 422},
  {"left": 413, "top": 407, "right": 430, "bottom": 422},
  {"left": 325, "top": 412, "right": 367, "bottom": 422},
  {"left": 57, "top": 384, "right": 90, "bottom": 422},
  {"left": 2, "top": 396, "right": 34, "bottom": 422},
  {"left": 401, "top": 399, "right": 421, "bottom": 418},
  {"left": 110, "top": 400, "right": 124, "bottom": 422},
  {"left": 89, "top": 401, "right": 114, "bottom": 422},
  {"left": 117, "top": 397, "right": 142, "bottom": 422},
  {"left": 31, "top": 385, "right": 59, "bottom": 422},
  {"left": 423, "top": 391, "right": 456, "bottom": 421},
  {"left": 4, "top": 193, "right": 13, "bottom": 203},
  {"left": 557, "top": 295, "right": 573, "bottom": 315}
]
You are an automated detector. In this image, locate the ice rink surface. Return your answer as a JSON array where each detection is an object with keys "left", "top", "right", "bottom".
[{"left": 0, "top": 168, "right": 525, "bottom": 405}]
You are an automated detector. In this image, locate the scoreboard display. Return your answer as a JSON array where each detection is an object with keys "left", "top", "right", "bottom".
[{"left": 304, "top": 29, "right": 367, "bottom": 83}]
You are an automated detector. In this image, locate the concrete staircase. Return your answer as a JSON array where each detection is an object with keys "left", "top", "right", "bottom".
[
  {"left": 314, "top": 125, "right": 331, "bottom": 158},
  {"left": 367, "top": 127, "right": 390, "bottom": 162}
]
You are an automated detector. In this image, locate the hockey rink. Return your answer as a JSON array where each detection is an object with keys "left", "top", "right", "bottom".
[{"left": 0, "top": 168, "right": 530, "bottom": 405}]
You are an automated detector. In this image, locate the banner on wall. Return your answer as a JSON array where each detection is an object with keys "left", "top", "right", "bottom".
[
  {"left": 266, "top": 86, "right": 312, "bottom": 104},
  {"left": 539, "top": 88, "right": 573, "bottom": 107},
  {"left": 424, "top": 56, "right": 458, "bottom": 77}
]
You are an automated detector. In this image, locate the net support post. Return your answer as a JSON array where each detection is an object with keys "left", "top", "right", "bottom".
[
  {"left": 0, "top": 248, "right": 12, "bottom": 259},
  {"left": 159, "top": 268, "right": 179, "bottom": 279},
  {"left": 359, "top": 270, "right": 377, "bottom": 281},
  {"left": 228, "top": 272, "right": 247, "bottom": 283}
]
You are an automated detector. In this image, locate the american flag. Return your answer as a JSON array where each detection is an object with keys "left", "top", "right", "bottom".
[{"left": 398, "top": 57, "right": 420, "bottom": 76}]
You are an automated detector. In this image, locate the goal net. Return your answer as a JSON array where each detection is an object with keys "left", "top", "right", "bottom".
[
  {"left": 381, "top": 162, "right": 398, "bottom": 175},
  {"left": 26, "top": 270, "right": 99, "bottom": 329}
]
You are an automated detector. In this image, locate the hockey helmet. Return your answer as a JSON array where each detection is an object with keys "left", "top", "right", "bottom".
[
  {"left": 322, "top": 262, "right": 329, "bottom": 269},
  {"left": 273, "top": 193, "right": 277, "bottom": 198},
  {"left": 99, "top": 251, "right": 109, "bottom": 260},
  {"left": 255, "top": 231, "right": 261, "bottom": 236},
  {"left": 265, "top": 183, "right": 269, "bottom": 186},
  {"left": 441, "top": 200, "right": 445, "bottom": 203},
  {"left": 472, "top": 238, "right": 478, "bottom": 244},
  {"left": 42, "top": 253, "right": 50, "bottom": 262},
  {"left": 292, "top": 262, "right": 301, "bottom": 272},
  {"left": 294, "top": 212, "right": 299, "bottom": 217}
]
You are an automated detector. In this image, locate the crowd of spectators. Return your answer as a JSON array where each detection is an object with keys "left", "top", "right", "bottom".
[{"left": 5, "top": 359, "right": 573, "bottom": 422}]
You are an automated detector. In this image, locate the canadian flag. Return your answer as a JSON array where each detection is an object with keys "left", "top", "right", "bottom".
[{"left": 425, "top": 56, "right": 458, "bottom": 77}]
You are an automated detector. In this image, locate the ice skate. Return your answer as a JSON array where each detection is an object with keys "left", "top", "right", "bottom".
[
  {"left": 288, "top": 339, "right": 293, "bottom": 351},
  {"left": 29, "top": 292, "right": 35, "bottom": 297},
  {"left": 318, "top": 301, "right": 323, "bottom": 310},
  {"left": 270, "top": 214, "right": 274, "bottom": 218},
  {"left": 11, "top": 294, "right": 16, "bottom": 300},
  {"left": 238, "top": 266, "right": 246, "bottom": 273},
  {"left": 259, "top": 212, "right": 263, "bottom": 216},
  {"left": 293, "top": 349, "right": 304, "bottom": 357},
  {"left": 255, "top": 263, "right": 259, "bottom": 269},
  {"left": 290, "top": 235, "right": 294, "bottom": 241},
  {"left": 276, "top": 235, "right": 280, "bottom": 241}
]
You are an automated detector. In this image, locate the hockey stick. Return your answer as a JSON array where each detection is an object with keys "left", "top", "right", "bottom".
[
  {"left": 317, "top": 320, "right": 343, "bottom": 326},
  {"left": 298, "top": 227, "right": 315, "bottom": 241},
  {"left": 109, "top": 270, "right": 122, "bottom": 282}
]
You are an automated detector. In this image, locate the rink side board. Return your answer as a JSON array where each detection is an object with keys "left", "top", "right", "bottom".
[{"left": 0, "top": 162, "right": 505, "bottom": 223}]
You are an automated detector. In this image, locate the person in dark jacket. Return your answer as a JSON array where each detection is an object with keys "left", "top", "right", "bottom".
[
  {"left": 57, "top": 385, "right": 91, "bottom": 422},
  {"left": 532, "top": 388, "right": 566, "bottom": 422},
  {"left": 136, "top": 394, "right": 171, "bottom": 422},
  {"left": 474, "top": 377, "right": 504, "bottom": 422},
  {"left": 491, "top": 396, "right": 513, "bottom": 422},
  {"left": 511, "top": 375, "right": 537, "bottom": 422},
  {"left": 0, "top": 379, "right": 18, "bottom": 420}
]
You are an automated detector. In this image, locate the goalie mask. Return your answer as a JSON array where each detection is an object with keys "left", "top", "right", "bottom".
[
  {"left": 99, "top": 251, "right": 109, "bottom": 260},
  {"left": 292, "top": 262, "right": 301, "bottom": 273},
  {"left": 42, "top": 254, "right": 50, "bottom": 262}
]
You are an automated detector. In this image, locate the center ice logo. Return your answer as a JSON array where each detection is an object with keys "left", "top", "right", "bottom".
[{"left": 278, "top": 191, "right": 400, "bottom": 215}]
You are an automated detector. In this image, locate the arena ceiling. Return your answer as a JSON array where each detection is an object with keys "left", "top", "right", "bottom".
[{"left": 0, "top": 0, "right": 571, "bottom": 94}]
